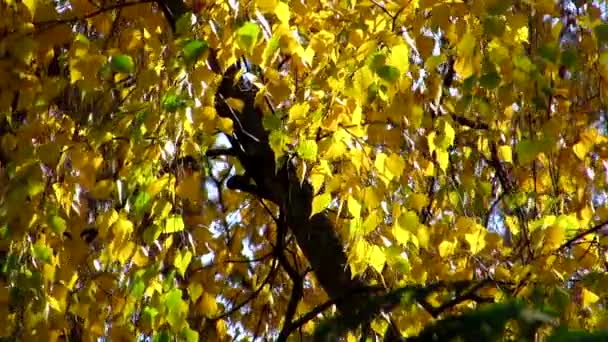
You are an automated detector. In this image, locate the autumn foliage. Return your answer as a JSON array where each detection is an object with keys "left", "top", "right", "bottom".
[{"left": 2, "top": 0, "right": 608, "bottom": 341}]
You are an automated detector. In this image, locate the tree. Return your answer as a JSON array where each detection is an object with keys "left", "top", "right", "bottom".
[{"left": 2, "top": 0, "right": 608, "bottom": 340}]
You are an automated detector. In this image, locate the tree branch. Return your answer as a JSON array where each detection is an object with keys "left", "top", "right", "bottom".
[
  {"left": 206, "top": 148, "right": 238, "bottom": 158},
  {"left": 34, "top": 0, "right": 157, "bottom": 27},
  {"left": 451, "top": 114, "right": 490, "bottom": 130},
  {"left": 558, "top": 220, "right": 608, "bottom": 252}
]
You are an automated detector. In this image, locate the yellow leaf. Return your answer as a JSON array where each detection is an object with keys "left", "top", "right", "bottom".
[
  {"left": 573, "top": 141, "right": 590, "bottom": 160},
  {"left": 188, "top": 283, "right": 203, "bottom": 305},
  {"left": 385, "top": 153, "right": 405, "bottom": 180},
  {"left": 581, "top": 287, "right": 600, "bottom": 306},
  {"left": 579, "top": 206, "right": 592, "bottom": 228},
  {"left": 362, "top": 211, "right": 380, "bottom": 235},
  {"left": 393, "top": 210, "right": 420, "bottom": 246},
  {"left": 219, "top": 117, "right": 234, "bottom": 135},
  {"left": 434, "top": 120, "right": 455, "bottom": 150},
  {"left": 132, "top": 247, "right": 148, "bottom": 267},
  {"left": 310, "top": 30, "right": 335, "bottom": 54},
  {"left": 275, "top": 2, "right": 290, "bottom": 25},
  {"left": 427, "top": 131, "right": 437, "bottom": 155},
  {"left": 374, "top": 152, "right": 392, "bottom": 184},
  {"left": 543, "top": 225, "right": 566, "bottom": 250},
  {"left": 22, "top": 0, "right": 36, "bottom": 18},
  {"left": 438, "top": 239, "right": 456, "bottom": 258},
  {"left": 97, "top": 209, "right": 118, "bottom": 239},
  {"left": 455, "top": 216, "right": 475, "bottom": 233},
  {"left": 311, "top": 192, "right": 331, "bottom": 217},
  {"left": 351, "top": 105, "right": 362, "bottom": 126},
  {"left": 454, "top": 33, "right": 476, "bottom": 79},
  {"left": 408, "top": 193, "right": 429, "bottom": 213},
  {"left": 225, "top": 97, "right": 244, "bottom": 112},
  {"left": 436, "top": 149, "right": 449, "bottom": 172},
  {"left": 147, "top": 175, "right": 170, "bottom": 197},
  {"left": 457, "top": 32, "right": 476, "bottom": 57},
  {"left": 176, "top": 172, "right": 202, "bottom": 202},
  {"left": 347, "top": 195, "right": 361, "bottom": 218},
  {"left": 498, "top": 145, "right": 512, "bottom": 162},
  {"left": 91, "top": 179, "right": 114, "bottom": 199},
  {"left": 389, "top": 44, "right": 409, "bottom": 74},
  {"left": 393, "top": 221, "right": 413, "bottom": 246},
  {"left": 310, "top": 173, "right": 325, "bottom": 195},
  {"left": 197, "top": 292, "right": 218, "bottom": 315},
  {"left": 256, "top": 0, "right": 277, "bottom": 12},
  {"left": 112, "top": 216, "right": 133, "bottom": 244},
  {"left": 454, "top": 58, "right": 473, "bottom": 78},
  {"left": 573, "top": 129, "right": 598, "bottom": 160},
  {"left": 49, "top": 284, "right": 68, "bottom": 313},
  {"left": 368, "top": 245, "right": 386, "bottom": 273},
  {"left": 352, "top": 66, "right": 374, "bottom": 104},
  {"left": 417, "top": 226, "right": 430, "bottom": 249},
  {"left": 116, "top": 241, "right": 135, "bottom": 264},
  {"left": 495, "top": 265, "right": 511, "bottom": 281},
  {"left": 361, "top": 186, "right": 381, "bottom": 209},
  {"left": 464, "top": 230, "right": 486, "bottom": 254},
  {"left": 515, "top": 26, "right": 529, "bottom": 43},
  {"left": 288, "top": 102, "right": 309, "bottom": 123},
  {"left": 398, "top": 210, "right": 419, "bottom": 231},
  {"left": 174, "top": 250, "right": 193, "bottom": 277}
]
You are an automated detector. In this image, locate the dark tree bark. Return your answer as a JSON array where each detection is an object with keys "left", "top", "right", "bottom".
[
  {"left": 213, "top": 61, "right": 399, "bottom": 339},
  {"left": 156, "top": 3, "right": 399, "bottom": 338}
]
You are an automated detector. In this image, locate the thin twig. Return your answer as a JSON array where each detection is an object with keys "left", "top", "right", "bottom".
[{"left": 211, "top": 259, "right": 279, "bottom": 321}]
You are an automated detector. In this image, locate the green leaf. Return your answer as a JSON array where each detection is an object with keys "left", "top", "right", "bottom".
[
  {"left": 33, "top": 242, "right": 52, "bottom": 264},
  {"left": 515, "top": 139, "right": 541, "bottom": 164},
  {"left": 27, "top": 180, "right": 45, "bottom": 197},
  {"left": 262, "top": 113, "right": 283, "bottom": 131},
  {"left": 182, "top": 39, "right": 209, "bottom": 64},
  {"left": 237, "top": 22, "right": 261, "bottom": 52},
  {"left": 165, "top": 215, "right": 185, "bottom": 233},
  {"left": 376, "top": 65, "right": 400, "bottom": 83},
  {"left": 164, "top": 288, "right": 183, "bottom": 312},
  {"left": 479, "top": 72, "right": 500, "bottom": 89},
  {"left": 174, "top": 250, "right": 192, "bottom": 277},
  {"left": 539, "top": 43, "right": 559, "bottom": 63},
  {"left": 143, "top": 306, "right": 159, "bottom": 319},
  {"left": 513, "top": 55, "right": 534, "bottom": 72},
  {"left": 268, "top": 130, "right": 288, "bottom": 160},
  {"left": 548, "top": 327, "right": 608, "bottom": 342},
  {"left": 487, "top": 1, "right": 511, "bottom": 15},
  {"left": 561, "top": 49, "right": 577, "bottom": 69},
  {"left": 600, "top": 51, "right": 608, "bottom": 65},
  {"left": 594, "top": 24, "right": 608, "bottom": 44},
  {"left": 152, "top": 330, "right": 170, "bottom": 342},
  {"left": 483, "top": 16, "right": 506, "bottom": 37},
  {"left": 182, "top": 327, "right": 199, "bottom": 342},
  {"left": 110, "top": 54, "right": 135, "bottom": 74},
  {"left": 0, "top": 224, "right": 8, "bottom": 240},
  {"left": 161, "top": 92, "right": 187, "bottom": 113},
  {"left": 48, "top": 215, "right": 66, "bottom": 235},
  {"left": 368, "top": 51, "right": 386, "bottom": 73},
  {"left": 297, "top": 139, "right": 318, "bottom": 161},
  {"left": 367, "top": 81, "right": 380, "bottom": 100},
  {"left": 175, "top": 13, "right": 193, "bottom": 36},
  {"left": 133, "top": 191, "right": 151, "bottom": 216},
  {"left": 130, "top": 278, "right": 145, "bottom": 298},
  {"left": 143, "top": 224, "right": 162, "bottom": 244}
]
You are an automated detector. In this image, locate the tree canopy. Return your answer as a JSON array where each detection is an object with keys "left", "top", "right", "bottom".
[{"left": 2, "top": 0, "right": 608, "bottom": 340}]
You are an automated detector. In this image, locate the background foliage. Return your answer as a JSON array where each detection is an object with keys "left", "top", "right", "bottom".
[{"left": 2, "top": 0, "right": 608, "bottom": 340}]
